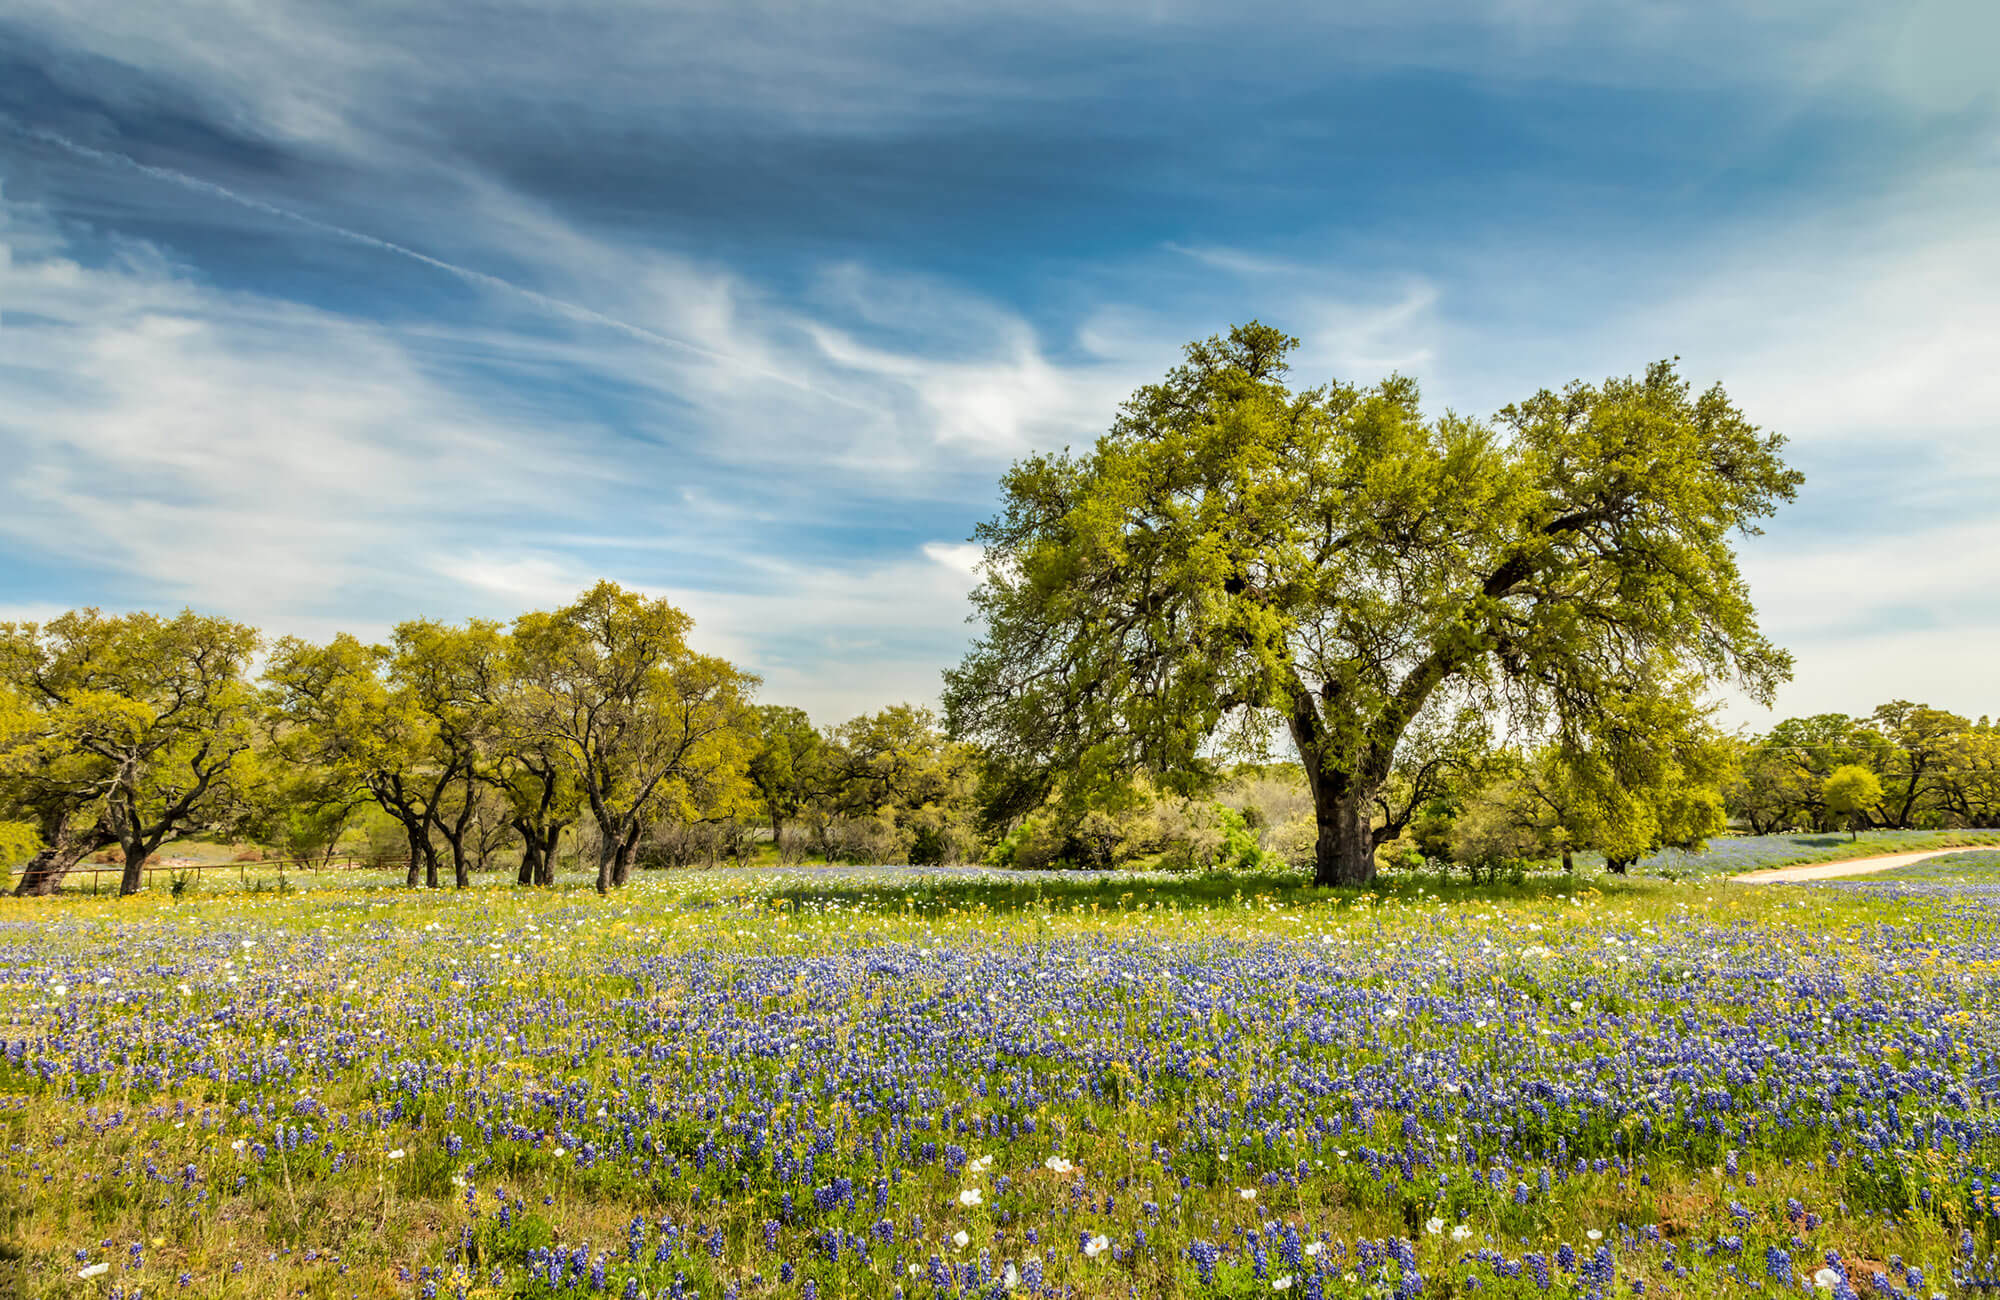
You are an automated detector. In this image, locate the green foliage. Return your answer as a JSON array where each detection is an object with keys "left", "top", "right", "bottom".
[
  {"left": 511, "top": 581, "right": 759, "bottom": 890},
  {"left": 946, "top": 323, "right": 1798, "bottom": 886},
  {"left": 746, "top": 704, "right": 824, "bottom": 846},
  {"left": 984, "top": 793, "right": 1282, "bottom": 874},
  {"left": 794, "top": 704, "right": 982, "bottom": 865},
  {"left": 1211, "top": 803, "right": 1275, "bottom": 872},
  {"left": 1822, "top": 764, "right": 1884, "bottom": 840},
  {"left": 0, "top": 608, "right": 261, "bottom": 894},
  {"left": 982, "top": 817, "right": 1041, "bottom": 870},
  {"left": 1448, "top": 786, "right": 1545, "bottom": 882},
  {"left": 0, "top": 684, "right": 40, "bottom": 869},
  {"left": 1726, "top": 702, "right": 2000, "bottom": 834}
]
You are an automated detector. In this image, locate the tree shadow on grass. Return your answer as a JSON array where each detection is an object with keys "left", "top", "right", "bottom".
[{"left": 741, "top": 867, "right": 1622, "bottom": 918}]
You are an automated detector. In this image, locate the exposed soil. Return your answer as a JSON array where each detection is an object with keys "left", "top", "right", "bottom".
[{"left": 1728, "top": 847, "right": 1969, "bottom": 884}]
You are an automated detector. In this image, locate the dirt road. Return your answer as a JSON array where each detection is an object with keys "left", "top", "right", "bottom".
[{"left": 1729, "top": 847, "right": 1973, "bottom": 884}]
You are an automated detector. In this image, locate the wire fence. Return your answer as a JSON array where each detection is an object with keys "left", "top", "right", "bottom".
[{"left": 13, "top": 855, "right": 415, "bottom": 893}]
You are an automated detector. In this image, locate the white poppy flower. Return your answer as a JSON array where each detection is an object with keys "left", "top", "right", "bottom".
[
  {"left": 953, "top": 1230, "right": 970, "bottom": 1248},
  {"left": 959, "top": 1188, "right": 983, "bottom": 1206},
  {"left": 1238, "top": 1188, "right": 1257, "bottom": 1201},
  {"left": 1273, "top": 1276, "right": 1294, "bottom": 1291},
  {"left": 1043, "top": 1156, "right": 1074, "bottom": 1173},
  {"left": 1083, "top": 1235, "right": 1110, "bottom": 1258},
  {"left": 1304, "top": 1242, "right": 1325, "bottom": 1257},
  {"left": 1451, "top": 1225, "right": 1473, "bottom": 1241},
  {"left": 1586, "top": 1229, "right": 1602, "bottom": 1241},
  {"left": 79, "top": 1262, "right": 110, "bottom": 1278},
  {"left": 387, "top": 1148, "right": 405, "bottom": 1160},
  {"left": 1425, "top": 1217, "right": 1445, "bottom": 1235}
]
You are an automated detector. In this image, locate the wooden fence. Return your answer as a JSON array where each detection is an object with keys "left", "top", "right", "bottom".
[{"left": 14, "top": 855, "right": 414, "bottom": 892}]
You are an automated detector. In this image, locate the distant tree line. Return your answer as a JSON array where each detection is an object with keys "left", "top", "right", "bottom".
[
  {"left": 0, "top": 583, "right": 983, "bottom": 896},
  {"left": 0, "top": 584, "right": 1984, "bottom": 896},
  {"left": 1728, "top": 702, "right": 2000, "bottom": 836}
]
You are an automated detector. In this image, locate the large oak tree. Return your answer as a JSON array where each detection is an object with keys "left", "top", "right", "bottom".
[{"left": 944, "top": 324, "right": 1799, "bottom": 886}]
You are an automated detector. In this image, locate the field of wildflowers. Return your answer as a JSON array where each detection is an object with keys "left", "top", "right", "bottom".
[{"left": 3, "top": 861, "right": 1998, "bottom": 1299}]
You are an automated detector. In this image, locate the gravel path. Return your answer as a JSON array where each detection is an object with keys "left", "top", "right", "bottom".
[{"left": 1729, "top": 847, "right": 1972, "bottom": 884}]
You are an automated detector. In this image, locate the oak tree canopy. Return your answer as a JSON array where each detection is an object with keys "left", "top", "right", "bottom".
[{"left": 944, "top": 323, "right": 1801, "bottom": 886}]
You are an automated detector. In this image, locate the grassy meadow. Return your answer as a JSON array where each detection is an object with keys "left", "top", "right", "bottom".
[{"left": 3, "top": 852, "right": 1999, "bottom": 1299}]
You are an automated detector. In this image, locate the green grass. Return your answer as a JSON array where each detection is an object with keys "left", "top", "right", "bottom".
[
  {"left": 1616, "top": 827, "right": 2000, "bottom": 877},
  {"left": 1, "top": 868, "right": 1996, "bottom": 1297},
  {"left": 1820, "top": 846, "right": 2000, "bottom": 884}
]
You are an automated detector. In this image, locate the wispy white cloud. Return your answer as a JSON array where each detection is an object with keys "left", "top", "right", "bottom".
[
  {"left": 0, "top": 206, "right": 591, "bottom": 617},
  {"left": 4, "top": 0, "right": 1997, "bottom": 734},
  {"left": 432, "top": 540, "right": 987, "bottom": 723},
  {"left": 0, "top": 194, "right": 1066, "bottom": 719}
]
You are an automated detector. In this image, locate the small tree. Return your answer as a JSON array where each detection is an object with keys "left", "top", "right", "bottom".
[
  {"left": 388, "top": 618, "right": 508, "bottom": 888},
  {"left": 263, "top": 634, "right": 454, "bottom": 889},
  {"left": 1822, "top": 765, "right": 1882, "bottom": 841},
  {"left": 1448, "top": 785, "right": 1546, "bottom": 883},
  {"left": 747, "top": 706, "right": 827, "bottom": 853},
  {"left": 511, "top": 582, "right": 758, "bottom": 892}
]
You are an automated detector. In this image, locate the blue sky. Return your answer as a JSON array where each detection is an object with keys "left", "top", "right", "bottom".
[{"left": 1, "top": 0, "right": 1996, "bottom": 727}]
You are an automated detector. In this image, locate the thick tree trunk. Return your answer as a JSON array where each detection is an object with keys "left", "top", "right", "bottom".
[
  {"left": 13, "top": 836, "right": 107, "bottom": 897},
  {"left": 1561, "top": 847, "right": 1574, "bottom": 873},
  {"left": 119, "top": 845, "right": 151, "bottom": 896},
  {"left": 1311, "top": 791, "right": 1377, "bottom": 888},
  {"left": 536, "top": 826, "right": 561, "bottom": 885},
  {"left": 515, "top": 821, "right": 564, "bottom": 886},
  {"left": 610, "top": 833, "right": 638, "bottom": 887},
  {"left": 403, "top": 823, "right": 431, "bottom": 889}
]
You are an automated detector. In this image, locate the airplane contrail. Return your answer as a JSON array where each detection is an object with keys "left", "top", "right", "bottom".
[{"left": 9, "top": 121, "right": 834, "bottom": 395}]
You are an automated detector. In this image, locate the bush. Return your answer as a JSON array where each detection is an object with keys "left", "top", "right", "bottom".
[
  {"left": 640, "top": 821, "right": 757, "bottom": 870},
  {"left": 819, "top": 814, "right": 907, "bottom": 866},
  {"left": 983, "top": 817, "right": 1066, "bottom": 871},
  {"left": 907, "top": 824, "right": 951, "bottom": 866},
  {"left": 1213, "top": 805, "right": 1276, "bottom": 872},
  {"left": 1264, "top": 814, "right": 1318, "bottom": 870}
]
